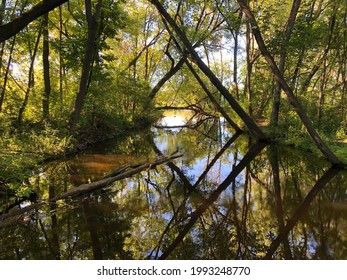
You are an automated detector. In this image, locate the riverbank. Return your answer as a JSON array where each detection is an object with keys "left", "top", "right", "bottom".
[
  {"left": 1, "top": 113, "right": 346, "bottom": 190},
  {"left": 0, "top": 114, "right": 159, "bottom": 187}
]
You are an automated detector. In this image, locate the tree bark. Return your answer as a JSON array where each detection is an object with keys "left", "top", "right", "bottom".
[
  {"left": 0, "top": 0, "right": 68, "bottom": 43},
  {"left": 149, "top": 0, "right": 266, "bottom": 141},
  {"left": 232, "top": 11, "right": 243, "bottom": 101},
  {"left": 237, "top": 0, "right": 342, "bottom": 166},
  {"left": 0, "top": 0, "right": 6, "bottom": 89}
]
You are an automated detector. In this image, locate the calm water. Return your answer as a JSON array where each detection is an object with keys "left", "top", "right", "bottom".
[{"left": 0, "top": 116, "right": 346, "bottom": 259}]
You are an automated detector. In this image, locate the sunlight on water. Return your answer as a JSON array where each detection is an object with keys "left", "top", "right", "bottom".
[{"left": 160, "top": 115, "right": 186, "bottom": 127}]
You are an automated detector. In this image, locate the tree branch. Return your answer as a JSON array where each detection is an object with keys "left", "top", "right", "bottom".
[{"left": 0, "top": 0, "right": 68, "bottom": 43}]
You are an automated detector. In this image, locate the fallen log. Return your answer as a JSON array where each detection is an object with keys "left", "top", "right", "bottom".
[
  {"left": 0, "top": 153, "right": 183, "bottom": 228},
  {"left": 50, "top": 153, "right": 183, "bottom": 202}
]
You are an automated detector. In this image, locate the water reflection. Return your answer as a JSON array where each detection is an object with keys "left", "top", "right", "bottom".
[{"left": 0, "top": 117, "right": 346, "bottom": 260}]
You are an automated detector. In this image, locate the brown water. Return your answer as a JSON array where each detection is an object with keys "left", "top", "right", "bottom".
[{"left": 0, "top": 117, "right": 346, "bottom": 259}]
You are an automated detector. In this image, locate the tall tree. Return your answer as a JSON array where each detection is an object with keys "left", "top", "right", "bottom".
[
  {"left": 244, "top": 5, "right": 258, "bottom": 117},
  {"left": 317, "top": 5, "right": 337, "bottom": 121},
  {"left": 69, "top": 0, "right": 103, "bottom": 135},
  {"left": 18, "top": 27, "right": 42, "bottom": 124},
  {"left": 236, "top": 0, "right": 342, "bottom": 166},
  {"left": 42, "top": 8, "right": 51, "bottom": 121},
  {"left": 270, "top": 0, "right": 302, "bottom": 125}
]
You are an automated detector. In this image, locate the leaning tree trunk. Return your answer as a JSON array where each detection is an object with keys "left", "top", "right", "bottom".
[
  {"left": 149, "top": 0, "right": 266, "bottom": 141},
  {"left": 184, "top": 59, "right": 241, "bottom": 131},
  {"left": 236, "top": 0, "right": 342, "bottom": 166},
  {"left": 159, "top": 17, "right": 240, "bottom": 131},
  {"left": 149, "top": 56, "right": 185, "bottom": 99}
]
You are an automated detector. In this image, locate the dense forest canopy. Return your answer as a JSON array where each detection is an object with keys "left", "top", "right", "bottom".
[{"left": 0, "top": 0, "right": 346, "bottom": 168}]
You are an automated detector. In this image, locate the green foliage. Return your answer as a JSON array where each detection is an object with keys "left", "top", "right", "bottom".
[
  {"left": 336, "top": 121, "right": 347, "bottom": 139},
  {"left": 0, "top": 121, "right": 72, "bottom": 185},
  {"left": 0, "top": 151, "right": 38, "bottom": 183},
  {"left": 28, "top": 125, "right": 72, "bottom": 156},
  {"left": 8, "top": 181, "right": 35, "bottom": 198},
  {"left": 74, "top": 70, "right": 158, "bottom": 142}
]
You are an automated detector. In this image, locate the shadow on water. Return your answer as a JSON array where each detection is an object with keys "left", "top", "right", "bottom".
[{"left": 0, "top": 116, "right": 346, "bottom": 259}]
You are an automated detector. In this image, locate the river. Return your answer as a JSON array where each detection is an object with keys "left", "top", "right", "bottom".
[{"left": 0, "top": 114, "right": 346, "bottom": 259}]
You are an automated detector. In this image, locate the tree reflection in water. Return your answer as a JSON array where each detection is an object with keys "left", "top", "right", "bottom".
[{"left": 0, "top": 119, "right": 346, "bottom": 259}]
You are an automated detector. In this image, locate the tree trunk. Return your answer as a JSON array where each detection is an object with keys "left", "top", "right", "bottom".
[
  {"left": 0, "top": 35, "right": 15, "bottom": 111},
  {"left": 51, "top": 153, "right": 183, "bottom": 201},
  {"left": 0, "top": 0, "right": 6, "bottom": 86},
  {"left": 18, "top": 29, "right": 42, "bottom": 124},
  {"left": 149, "top": 56, "right": 185, "bottom": 99},
  {"left": 149, "top": 0, "right": 266, "bottom": 141},
  {"left": 317, "top": 9, "right": 336, "bottom": 120},
  {"left": 237, "top": 0, "right": 342, "bottom": 166},
  {"left": 42, "top": 10, "right": 51, "bottom": 121},
  {"left": 185, "top": 59, "right": 241, "bottom": 131},
  {"left": 58, "top": 5, "right": 65, "bottom": 114},
  {"left": 271, "top": 0, "right": 301, "bottom": 125},
  {"left": 317, "top": 59, "right": 326, "bottom": 120},
  {"left": 245, "top": 20, "right": 254, "bottom": 117},
  {"left": 233, "top": 11, "right": 243, "bottom": 101},
  {"left": 69, "top": 0, "right": 102, "bottom": 135},
  {"left": 216, "top": 2, "right": 242, "bottom": 99},
  {"left": 0, "top": 0, "right": 6, "bottom": 25}
]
